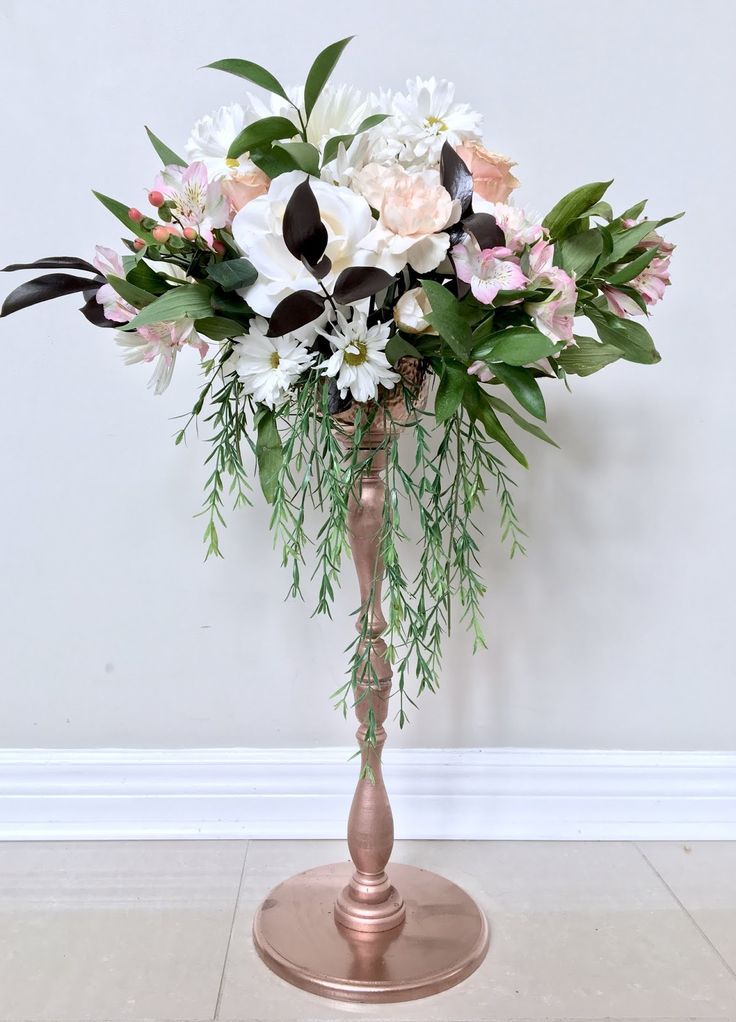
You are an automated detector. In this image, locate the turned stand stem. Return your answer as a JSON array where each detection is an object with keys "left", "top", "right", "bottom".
[{"left": 333, "top": 425, "right": 406, "bottom": 933}]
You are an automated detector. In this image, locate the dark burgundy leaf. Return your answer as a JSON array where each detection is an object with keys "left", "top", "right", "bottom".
[
  {"left": 282, "top": 178, "right": 328, "bottom": 269},
  {"left": 1, "top": 273, "right": 103, "bottom": 318},
  {"left": 267, "top": 289, "right": 326, "bottom": 336},
  {"left": 79, "top": 294, "right": 116, "bottom": 328},
  {"left": 463, "top": 212, "right": 506, "bottom": 250},
  {"left": 303, "top": 253, "right": 332, "bottom": 281},
  {"left": 440, "top": 141, "right": 473, "bottom": 219},
  {"left": 332, "top": 266, "right": 395, "bottom": 305},
  {"left": 327, "top": 378, "right": 353, "bottom": 414},
  {"left": 2, "top": 255, "right": 100, "bottom": 275}
]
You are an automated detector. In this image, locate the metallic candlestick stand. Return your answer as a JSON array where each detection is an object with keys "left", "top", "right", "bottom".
[{"left": 252, "top": 412, "right": 489, "bottom": 1003}]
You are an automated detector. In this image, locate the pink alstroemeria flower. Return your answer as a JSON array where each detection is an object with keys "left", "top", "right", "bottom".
[
  {"left": 153, "top": 161, "right": 229, "bottom": 245},
  {"left": 601, "top": 285, "right": 642, "bottom": 319},
  {"left": 451, "top": 235, "right": 527, "bottom": 305},
  {"left": 525, "top": 266, "right": 577, "bottom": 344},
  {"left": 602, "top": 256, "right": 671, "bottom": 319},
  {"left": 622, "top": 218, "right": 676, "bottom": 255},
  {"left": 527, "top": 237, "right": 555, "bottom": 280},
  {"left": 117, "top": 319, "right": 208, "bottom": 395},
  {"left": 93, "top": 246, "right": 135, "bottom": 324}
]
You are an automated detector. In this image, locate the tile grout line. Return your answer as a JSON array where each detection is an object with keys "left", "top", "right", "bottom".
[
  {"left": 213, "top": 839, "right": 251, "bottom": 1020},
  {"left": 634, "top": 841, "right": 736, "bottom": 985}
]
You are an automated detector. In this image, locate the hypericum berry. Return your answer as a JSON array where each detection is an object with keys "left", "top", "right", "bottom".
[
  {"left": 183, "top": 227, "right": 198, "bottom": 242},
  {"left": 148, "top": 190, "right": 165, "bottom": 208},
  {"left": 152, "top": 225, "right": 170, "bottom": 243},
  {"left": 128, "top": 208, "right": 143, "bottom": 222},
  {"left": 133, "top": 238, "right": 146, "bottom": 251},
  {"left": 212, "top": 239, "right": 226, "bottom": 255}
]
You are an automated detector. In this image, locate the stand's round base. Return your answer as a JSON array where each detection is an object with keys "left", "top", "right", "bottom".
[{"left": 252, "top": 861, "right": 489, "bottom": 1003}]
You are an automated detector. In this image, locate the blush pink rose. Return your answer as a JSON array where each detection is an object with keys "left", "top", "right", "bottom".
[
  {"left": 456, "top": 143, "right": 520, "bottom": 203},
  {"left": 221, "top": 167, "right": 270, "bottom": 213}
]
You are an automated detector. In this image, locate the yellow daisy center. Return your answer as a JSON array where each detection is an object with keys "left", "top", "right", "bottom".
[
  {"left": 225, "top": 157, "right": 239, "bottom": 168},
  {"left": 425, "top": 115, "right": 448, "bottom": 132},
  {"left": 343, "top": 341, "right": 368, "bottom": 367},
  {"left": 270, "top": 352, "right": 280, "bottom": 369}
]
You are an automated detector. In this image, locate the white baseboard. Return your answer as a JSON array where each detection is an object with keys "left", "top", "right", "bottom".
[{"left": 0, "top": 747, "right": 734, "bottom": 841}]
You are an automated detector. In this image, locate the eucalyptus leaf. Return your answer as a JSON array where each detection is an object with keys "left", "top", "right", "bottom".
[
  {"left": 304, "top": 36, "right": 354, "bottom": 120},
  {"left": 206, "top": 258, "right": 258, "bottom": 292},
  {"left": 543, "top": 181, "right": 613, "bottom": 239}
]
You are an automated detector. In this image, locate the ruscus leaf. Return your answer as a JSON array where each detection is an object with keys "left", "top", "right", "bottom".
[
  {"left": 304, "top": 37, "right": 354, "bottom": 120},
  {"left": 204, "top": 58, "right": 291, "bottom": 102},
  {"left": 543, "top": 181, "right": 613, "bottom": 239},
  {"left": 145, "top": 127, "right": 186, "bottom": 167}
]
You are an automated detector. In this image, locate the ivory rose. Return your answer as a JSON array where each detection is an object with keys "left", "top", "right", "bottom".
[
  {"left": 393, "top": 287, "right": 434, "bottom": 334},
  {"left": 356, "top": 163, "right": 461, "bottom": 274},
  {"left": 456, "top": 142, "right": 519, "bottom": 203}
]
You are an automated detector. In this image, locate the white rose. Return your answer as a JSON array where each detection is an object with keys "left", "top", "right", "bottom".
[
  {"left": 231, "top": 171, "right": 375, "bottom": 317},
  {"left": 393, "top": 287, "right": 434, "bottom": 334}
]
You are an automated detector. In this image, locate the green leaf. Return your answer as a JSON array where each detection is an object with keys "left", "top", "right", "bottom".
[
  {"left": 543, "top": 181, "right": 613, "bottom": 239},
  {"left": 256, "top": 409, "right": 283, "bottom": 504},
  {"left": 604, "top": 246, "right": 659, "bottom": 285},
  {"left": 273, "top": 141, "right": 321, "bottom": 176},
  {"left": 206, "top": 258, "right": 258, "bottom": 292},
  {"left": 555, "top": 228, "right": 604, "bottom": 277},
  {"left": 321, "top": 114, "right": 389, "bottom": 166},
  {"left": 203, "top": 58, "right": 291, "bottom": 102},
  {"left": 474, "top": 325, "right": 558, "bottom": 366},
  {"left": 584, "top": 201, "right": 613, "bottom": 221},
  {"left": 92, "top": 190, "right": 154, "bottom": 243},
  {"left": 125, "top": 283, "right": 214, "bottom": 329},
  {"left": 385, "top": 333, "right": 421, "bottom": 365},
  {"left": 249, "top": 146, "right": 300, "bottom": 179},
  {"left": 618, "top": 199, "right": 648, "bottom": 222},
  {"left": 227, "top": 116, "right": 299, "bottom": 160},
  {"left": 106, "top": 274, "right": 156, "bottom": 308},
  {"left": 606, "top": 220, "right": 665, "bottom": 265},
  {"left": 556, "top": 334, "right": 622, "bottom": 376},
  {"left": 125, "top": 259, "right": 170, "bottom": 296},
  {"left": 489, "top": 363, "right": 546, "bottom": 421},
  {"left": 145, "top": 126, "right": 186, "bottom": 167},
  {"left": 304, "top": 36, "right": 354, "bottom": 120},
  {"left": 463, "top": 385, "right": 528, "bottom": 467},
  {"left": 435, "top": 362, "right": 469, "bottom": 422},
  {"left": 485, "top": 395, "right": 558, "bottom": 447},
  {"left": 585, "top": 304, "right": 660, "bottom": 365},
  {"left": 420, "top": 281, "right": 474, "bottom": 361},
  {"left": 194, "top": 316, "right": 245, "bottom": 341}
]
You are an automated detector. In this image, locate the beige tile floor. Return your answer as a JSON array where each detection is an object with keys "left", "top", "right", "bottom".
[{"left": 0, "top": 840, "right": 734, "bottom": 1022}]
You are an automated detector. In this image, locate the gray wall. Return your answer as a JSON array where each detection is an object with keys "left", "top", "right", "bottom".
[{"left": 0, "top": 0, "right": 732, "bottom": 750}]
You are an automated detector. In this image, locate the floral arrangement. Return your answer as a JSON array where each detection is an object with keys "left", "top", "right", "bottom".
[{"left": 1, "top": 38, "right": 680, "bottom": 724}]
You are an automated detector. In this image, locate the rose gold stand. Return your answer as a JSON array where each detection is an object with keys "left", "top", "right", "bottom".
[{"left": 252, "top": 422, "right": 489, "bottom": 1003}]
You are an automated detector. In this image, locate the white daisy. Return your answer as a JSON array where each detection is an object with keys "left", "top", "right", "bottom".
[
  {"left": 317, "top": 310, "right": 400, "bottom": 403},
  {"left": 227, "top": 318, "right": 315, "bottom": 408},
  {"left": 388, "top": 77, "right": 483, "bottom": 167},
  {"left": 185, "top": 100, "right": 288, "bottom": 180}
]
